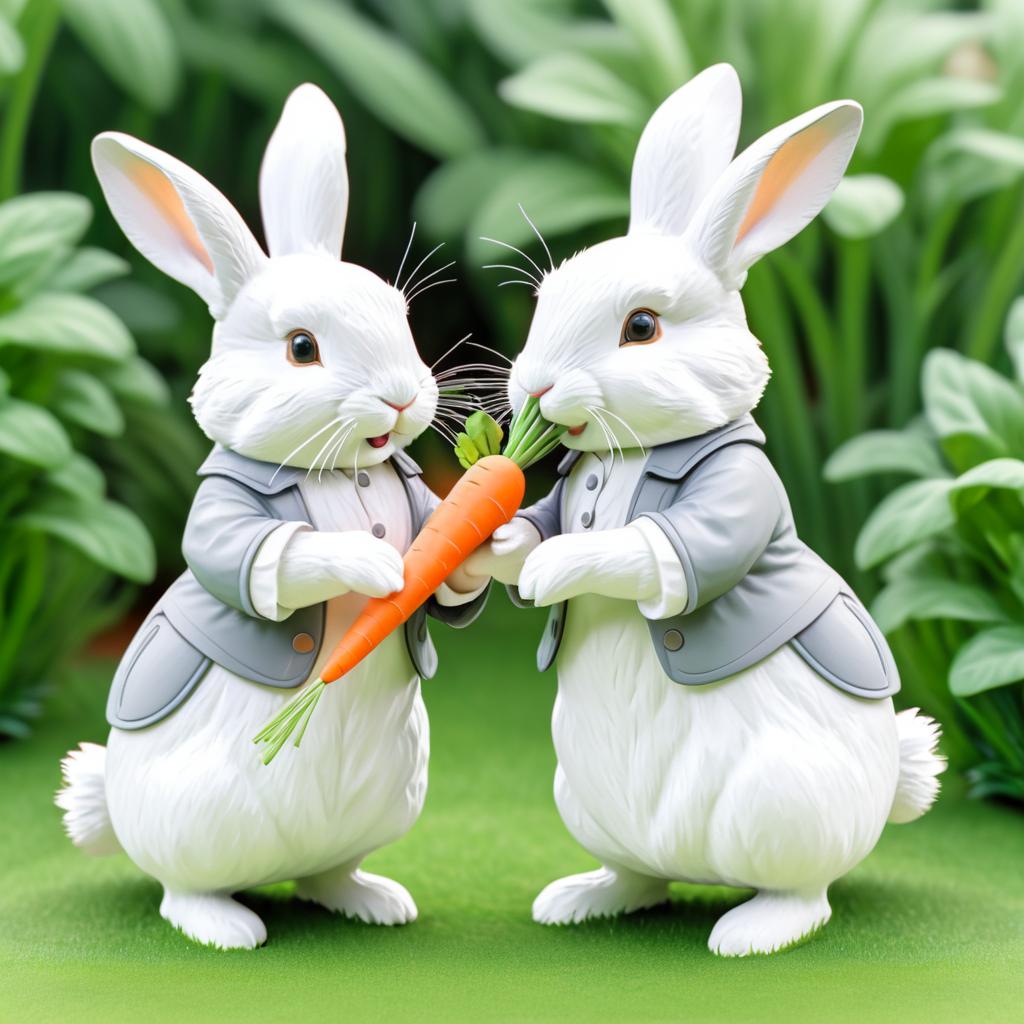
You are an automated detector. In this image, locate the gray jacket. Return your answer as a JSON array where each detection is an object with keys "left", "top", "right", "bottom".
[
  {"left": 511, "top": 416, "right": 898, "bottom": 700},
  {"left": 107, "top": 446, "right": 489, "bottom": 730}
]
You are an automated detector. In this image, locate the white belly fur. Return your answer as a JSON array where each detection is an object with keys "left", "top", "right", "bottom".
[
  {"left": 105, "top": 630, "right": 427, "bottom": 893},
  {"left": 552, "top": 592, "right": 899, "bottom": 890}
]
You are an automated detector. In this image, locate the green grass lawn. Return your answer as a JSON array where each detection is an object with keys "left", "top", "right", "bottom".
[{"left": 3, "top": 595, "right": 1023, "bottom": 1023}]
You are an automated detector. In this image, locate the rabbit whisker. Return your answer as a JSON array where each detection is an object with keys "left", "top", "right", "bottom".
[
  {"left": 497, "top": 279, "right": 536, "bottom": 290},
  {"left": 431, "top": 333, "right": 473, "bottom": 371},
  {"left": 327, "top": 423, "right": 357, "bottom": 474},
  {"left": 407, "top": 278, "right": 457, "bottom": 304},
  {"left": 465, "top": 340, "right": 513, "bottom": 367},
  {"left": 307, "top": 418, "right": 352, "bottom": 482},
  {"left": 482, "top": 263, "right": 540, "bottom": 287},
  {"left": 405, "top": 259, "right": 456, "bottom": 298},
  {"left": 597, "top": 407, "right": 647, "bottom": 456},
  {"left": 479, "top": 236, "right": 546, "bottom": 284},
  {"left": 518, "top": 203, "right": 554, "bottom": 272},
  {"left": 585, "top": 406, "right": 621, "bottom": 464},
  {"left": 401, "top": 242, "right": 445, "bottom": 297},
  {"left": 272, "top": 413, "right": 345, "bottom": 482},
  {"left": 394, "top": 221, "right": 417, "bottom": 289}
]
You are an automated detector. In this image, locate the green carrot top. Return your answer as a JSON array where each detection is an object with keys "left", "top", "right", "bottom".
[{"left": 453, "top": 395, "right": 565, "bottom": 470}]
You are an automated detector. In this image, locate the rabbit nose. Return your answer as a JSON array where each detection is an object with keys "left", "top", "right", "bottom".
[
  {"left": 529, "top": 385, "right": 553, "bottom": 398},
  {"left": 385, "top": 398, "right": 414, "bottom": 412}
]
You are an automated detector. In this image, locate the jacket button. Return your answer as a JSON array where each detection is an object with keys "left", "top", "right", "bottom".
[
  {"left": 292, "top": 632, "right": 315, "bottom": 654},
  {"left": 581, "top": 511, "right": 593, "bottom": 528},
  {"left": 372, "top": 523, "right": 386, "bottom": 538},
  {"left": 357, "top": 471, "right": 370, "bottom": 487},
  {"left": 663, "top": 629, "right": 684, "bottom": 652},
  {"left": 585, "top": 474, "right": 598, "bottom": 491}
]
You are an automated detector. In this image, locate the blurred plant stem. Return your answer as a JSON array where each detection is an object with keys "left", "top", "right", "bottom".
[{"left": 0, "top": 0, "right": 59, "bottom": 200}]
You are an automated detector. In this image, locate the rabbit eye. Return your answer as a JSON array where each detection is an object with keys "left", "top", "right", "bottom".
[
  {"left": 621, "top": 309, "right": 661, "bottom": 346},
  {"left": 287, "top": 329, "right": 321, "bottom": 366}
]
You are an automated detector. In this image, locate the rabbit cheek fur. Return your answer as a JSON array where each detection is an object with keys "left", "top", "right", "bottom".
[
  {"left": 56, "top": 85, "right": 445, "bottom": 949},
  {"left": 508, "top": 65, "right": 942, "bottom": 955}
]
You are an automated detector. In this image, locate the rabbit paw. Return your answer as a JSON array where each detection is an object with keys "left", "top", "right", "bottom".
[
  {"left": 519, "top": 535, "right": 599, "bottom": 606},
  {"left": 297, "top": 866, "right": 417, "bottom": 926},
  {"left": 532, "top": 867, "right": 668, "bottom": 925},
  {"left": 160, "top": 890, "right": 267, "bottom": 950},
  {"left": 708, "top": 890, "right": 831, "bottom": 957}
]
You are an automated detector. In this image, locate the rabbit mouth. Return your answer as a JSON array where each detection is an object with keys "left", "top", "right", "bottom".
[
  {"left": 567, "top": 422, "right": 587, "bottom": 437},
  {"left": 367, "top": 433, "right": 391, "bottom": 449}
]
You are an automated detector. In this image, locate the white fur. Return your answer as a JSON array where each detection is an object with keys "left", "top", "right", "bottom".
[
  {"left": 56, "top": 743, "right": 121, "bottom": 856},
  {"left": 487, "top": 64, "right": 944, "bottom": 956},
  {"left": 59, "top": 84, "right": 445, "bottom": 950}
]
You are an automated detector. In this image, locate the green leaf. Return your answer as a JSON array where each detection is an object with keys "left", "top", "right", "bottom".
[
  {"left": 601, "top": 0, "right": 690, "bottom": 97},
  {"left": 855, "top": 478, "right": 955, "bottom": 570},
  {"left": 824, "top": 428, "right": 946, "bottom": 481},
  {"left": 948, "top": 458, "right": 1024, "bottom": 517},
  {"left": 1005, "top": 296, "right": 1024, "bottom": 384},
  {"left": 500, "top": 52, "right": 648, "bottom": 126},
  {"left": 52, "top": 369, "right": 124, "bottom": 437},
  {"left": 454, "top": 431, "right": 480, "bottom": 469},
  {"left": 862, "top": 76, "right": 1000, "bottom": 154},
  {"left": 871, "top": 578, "right": 1009, "bottom": 634},
  {"left": 0, "top": 292, "right": 134, "bottom": 361},
  {"left": 47, "top": 247, "right": 130, "bottom": 292},
  {"left": 923, "top": 348, "right": 1024, "bottom": 464},
  {"left": 414, "top": 150, "right": 534, "bottom": 241},
  {"left": 0, "top": 395, "right": 71, "bottom": 468},
  {"left": 950, "top": 625, "right": 1024, "bottom": 696},
  {"left": 924, "top": 128, "right": 1024, "bottom": 207},
  {"left": 21, "top": 495, "right": 155, "bottom": 582},
  {"left": 0, "top": 364, "right": 8, "bottom": 394},
  {"left": 465, "top": 410, "right": 503, "bottom": 456},
  {"left": 61, "top": 0, "right": 180, "bottom": 111},
  {"left": 0, "top": 14, "right": 24, "bottom": 74},
  {"left": 469, "top": 156, "right": 629, "bottom": 260},
  {"left": 466, "top": 0, "right": 576, "bottom": 67},
  {"left": 46, "top": 451, "right": 105, "bottom": 501},
  {"left": 99, "top": 356, "right": 170, "bottom": 407},
  {"left": 0, "top": 192, "right": 91, "bottom": 288},
  {"left": 822, "top": 175, "right": 905, "bottom": 239},
  {"left": 270, "top": 0, "right": 484, "bottom": 159}
]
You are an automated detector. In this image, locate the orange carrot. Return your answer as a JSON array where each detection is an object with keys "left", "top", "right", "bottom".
[
  {"left": 254, "top": 399, "right": 563, "bottom": 763},
  {"left": 321, "top": 454, "right": 524, "bottom": 683}
]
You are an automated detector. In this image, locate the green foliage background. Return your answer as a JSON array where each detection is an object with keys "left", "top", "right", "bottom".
[{"left": 2, "top": 0, "right": 1024, "bottom": 798}]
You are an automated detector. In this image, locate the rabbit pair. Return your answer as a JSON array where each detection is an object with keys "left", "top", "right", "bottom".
[
  {"left": 57, "top": 84, "right": 488, "bottom": 950},
  {"left": 466, "top": 63, "right": 945, "bottom": 956}
]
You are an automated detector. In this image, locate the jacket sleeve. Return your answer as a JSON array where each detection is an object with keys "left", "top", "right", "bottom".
[
  {"left": 506, "top": 478, "right": 566, "bottom": 609},
  {"left": 182, "top": 475, "right": 306, "bottom": 618},
  {"left": 637, "top": 444, "right": 783, "bottom": 614},
  {"left": 404, "top": 474, "right": 491, "bottom": 628},
  {"left": 515, "top": 478, "right": 565, "bottom": 542}
]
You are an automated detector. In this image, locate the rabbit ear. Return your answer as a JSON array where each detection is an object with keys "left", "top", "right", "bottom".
[
  {"left": 628, "top": 63, "right": 741, "bottom": 238},
  {"left": 92, "top": 132, "right": 265, "bottom": 318},
  {"left": 689, "top": 100, "right": 862, "bottom": 286},
  {"left": 260, "top": 83, "right": 349, "bottom": 259}
]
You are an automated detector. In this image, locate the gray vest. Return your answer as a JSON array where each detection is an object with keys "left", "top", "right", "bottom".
[
  {"left": 512, "top": 416, "right": 898, "bottom": 700},
  {"left": 107, "top": 447, "right": 488, "bottom": 730}
]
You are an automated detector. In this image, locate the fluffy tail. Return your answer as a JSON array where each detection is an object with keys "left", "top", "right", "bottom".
[
  {"left": 55, "top": 743, "right": 121, "bottom": 856},
  {"left": 888, "top": 709, "right": 946, "bottom": 824}
]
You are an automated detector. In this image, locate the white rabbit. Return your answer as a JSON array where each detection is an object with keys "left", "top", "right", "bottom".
[
  {"left": 55, "top": 84, "right": 485, "bottom": 949},
  {"left": 469, "top": 64, "right": 945, "bottom": 956}
]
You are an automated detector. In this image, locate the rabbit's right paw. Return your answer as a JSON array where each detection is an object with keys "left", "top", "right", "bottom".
[
  {"left": 297, "top": 866, "right": 417, "bottom": 925},
  {"left": 160, "top": 890, "right": 267, "bottom": 950}
]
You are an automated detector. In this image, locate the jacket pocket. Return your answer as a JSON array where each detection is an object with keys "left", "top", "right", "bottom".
[
  {"left": 107, "top": 612, "right": 210, "bottom": 729},
  {"left": 790, "top": 593, "right": 899, "bottom": 699}
]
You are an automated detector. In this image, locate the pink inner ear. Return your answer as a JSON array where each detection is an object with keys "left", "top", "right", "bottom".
[
  {"left": 127, "top": 159, "right": 214, "bottom": 273},
  {"left": 735, "top": 118, "right": 835, "bottom": 245}
]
